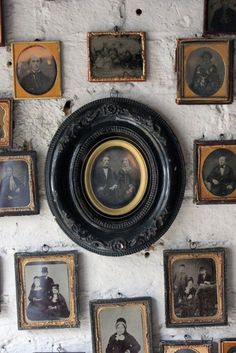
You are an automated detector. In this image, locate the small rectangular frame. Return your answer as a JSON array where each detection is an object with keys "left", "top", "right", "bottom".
[
  {"left": 0, "top": 99, "right": 12, "bottom": 149},
  {"left": 204, "top": 0, "right": 236, "bottom": 35},
  {"left": 88, "top": 31, "right": 146, "bottom": 82},
  {"left": 194, "top": 139, "right": 236, "bottom": 204},
  {"left": 219, "top": 339, "right": 236, "bottom": 353},
  {"left": 90, "top": 297, "right": 153, "bottom": 353},
  {"left": 15, "top": 250, "right": 79, "bottom": 330},
  {"left": 160, "top": 340, "right": 213, "bottom": 353},
  {"left": 164, "top": 247, "right": 227, "bottom": 327},
  {"left": 176, "top": 38, "right": 234, "bottom": 104}
]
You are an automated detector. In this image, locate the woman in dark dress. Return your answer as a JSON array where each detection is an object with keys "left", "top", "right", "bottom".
[
  {"left": 106, "top": 318, "right": 141, "bottom": 353},
  {"left": 26, "top": 276, "right": 49, "bottom": 320}
]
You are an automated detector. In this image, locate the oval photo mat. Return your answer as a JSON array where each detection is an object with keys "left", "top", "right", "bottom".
[{"left": 45, "top": 98, "right": 185, "bottom": 256}]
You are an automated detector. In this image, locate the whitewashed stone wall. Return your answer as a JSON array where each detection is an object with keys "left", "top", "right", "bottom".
[{"left": 0, "top": 0, "right": 236, "bottom": 352}]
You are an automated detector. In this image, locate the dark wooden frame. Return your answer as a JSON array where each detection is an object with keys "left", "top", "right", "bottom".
[
  {"left": 15, "top": 250, "right": 79, "bottom": 330},
  {"left": 220, "top": 339, "right": 236, "bottom": 353},
  {"left": 164, "top": 248, "right": 227, "bottom": 327},
  {"left": 0, "top": 150, "right": 39, "bottom": 216},
  {"left": 204, "top": 0, "right": 236, "bottom": 35},
  {"left": 90, "top": 297, "right": 153, "bottom": 353},
  {"left": 45, "top": 97, "right": 185, "bottom": 256},
  {"left": 194, "top": 139, "right": 236, "bottom": 204},
  {"left": 0, "top": 0, "right": 4, "bottom": 46},
  {"left": 160, "top": 340, "right": 213, "bottom": 353},
  {"left": 0, "top": 99, "right": 12, "bottom": 149},
  {"left": 176, "top": 38, "right": 234, "bottom": 104},
  {"left": 88, "top": 31, "right": 146, "bottom": 82}
]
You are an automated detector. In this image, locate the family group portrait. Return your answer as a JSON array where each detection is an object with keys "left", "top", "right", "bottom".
[
  {"left": 24, "top": 262, "right": 70, "bottom": 321},
  {"left": 172, "top": 258, "right": 217, "bottom": 318},
  {"left": 91, "top": 148, "right": 141, "bottom": 209}
]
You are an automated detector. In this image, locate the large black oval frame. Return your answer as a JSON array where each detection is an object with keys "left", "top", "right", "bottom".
[{"left": 45, "top": 98, "right": 185, "bottom": 256}]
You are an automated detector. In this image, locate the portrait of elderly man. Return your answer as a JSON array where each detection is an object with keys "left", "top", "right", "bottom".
[
  {"left": 205, "top": 154, "right": 236, "bottom": 196},
  {"left": 19, "top": 55, "right": 54, "bottom": 95}
]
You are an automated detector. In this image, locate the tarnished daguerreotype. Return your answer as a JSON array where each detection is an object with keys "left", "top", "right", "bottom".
[
  {"left": 160, "top": 340, "right": 213, "bottom": 353},
  {"left": 12, "top": 41, "right": 62, "bottom": 99},
  {"left": 0, "top": 151, "right": 39, "bottom": 216},
  {"left": 90, "top": 298, "right": 152, "bottom": 353},
  {"left": 164, "top": 248, "right": 226, "bottom": 327},
  {"left": 0, "top": 99, "right": 12, "bottom": 149},
  {"left": 176, "top": 38, "right": 233, "bottom": 104},
  {"left": 204, "top": 0, "right": 236, "bottom": 34},
  {"left": 88, "top": 32, "right": 146, "bottom": 82},
  {"left": 15, "top": 251, "right": 79, "bottom": 329},
  {"left": 220, "top": 339, "right": 236, "bottom": 353},
  {"left": 194, "top": 140, "right": 236, "bottom": 204}
]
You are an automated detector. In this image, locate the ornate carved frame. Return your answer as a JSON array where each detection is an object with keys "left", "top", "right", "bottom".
[{"left": 45, "top": 98, "right": 185, "bottom": 256}]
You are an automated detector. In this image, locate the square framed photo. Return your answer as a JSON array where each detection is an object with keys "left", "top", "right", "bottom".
[
  {"left": 204, "top": 0, "right": 236, "bottom": 35},
  {"left": 220, "top": 339, "right": 236, "bottom": 353},
  {"left": 15, "top": 250, "right": 79, "bottom": 330},
  {"left": 194, "top": 139, "right": 236, "bottom": 204},
  {"left": 0, "top": 151, "right": 39, "bottom": 216},
  {"left": 176, "top": 38, "right": 234, "bottom": 104},
  {"left": 160, "top": 341, "right": 213, "bottom": 353},
  {"left": 88, "top": 32, "right": 146, "bottom": 82},
  {"left": 12, "top": 41, "right": 62, "bottom": 100},
  {"left": 164, "top": 248, "right": 227, "bottom": 327},
  {"left": 0, "top": 0, "right": 4, "bottom": 46},
  {"left": 90, "top": 297, "right": 153, "bottom": 353},
  {"left": 0, "top": 99, "right": 12, "bottom": 149}
]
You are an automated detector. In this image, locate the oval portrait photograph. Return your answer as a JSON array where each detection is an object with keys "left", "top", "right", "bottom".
[
  {"left": 202, "top": 148, "right": 236, "bottom": 197},
  {"left": 16, "top": 45, "right": 57, "bottom": 95},
  {"left": 186, "top": 47, "right": 225, "bottom": 97},
  {"left": 84, "top": 139, "right": 149, "bottom": 216}
]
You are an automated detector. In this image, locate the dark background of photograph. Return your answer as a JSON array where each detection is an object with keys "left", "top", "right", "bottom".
[
  {"left": 202, "top": 148, "right": 236, "bottom": 183},
  {"left": 207, "top": 0, "right": 236, "bottom": 31},
  {"left": 172, "top": 258, "right": 216, "bottom": 287},
  {"left": 185, "top": 47, "right": 225, "bottom": 91},
  {"left": 25, "top": 262, "right": 70, "bottom": 308}
]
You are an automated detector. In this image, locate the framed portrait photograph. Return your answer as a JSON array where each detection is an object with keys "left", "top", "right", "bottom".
[
  {"left": 0, "top": 151, "right": 39, "bottom": 216},
  {"left": 12, "top": 41, "right": 62, "bottom": 99},
  {"left": 164, "top": 248, "right": 226, "bottom": 327},
  {"left": 15, "top": 250, "right": 79, "bottom": 330},
  {"left": 194, "top": 139, "right": 236, "bottom": 204},
  {"left": 0, "top": 0, "right": 4, "bottom": 46},
  {"left": 220, "top": 339, "right": 236, "bottom": 353},
  {"left": 90, "top": 297, "right": 152, "bottom": 353},
  {"left": 204, "top": 0, "right": 236, "bottom": 35},
  {"left": 0, "top": 99, "right": 12, "bottom": 149},
  {"left": 88, "top": 32, "right": 146, "bottom": 82},
  {"left": 176, "top": 38, "right": 234, "bottom": 104},
  {"left": 160, "top": 340, "right": 213, "bottom": 353},
  {"left": 45, "top": 97, "right": 185, "bottom": 256}
]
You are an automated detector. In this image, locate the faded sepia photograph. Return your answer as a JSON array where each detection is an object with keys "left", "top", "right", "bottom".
[
  {"left": 186, "top": 48, "right": 225, "bottom": 97},
  {"left": 176, "top": 39, "right": 233, "bottom": 104},
  {"left": 164, "top": 249, "right": 226, "bottom": 326},
  {"left": 90, "top": 298, "right": 152, "bottom": 353},
  {"left": 16, "top": 45, "right": 57, "bottom": 95},
  {"left": 0, "top": 99, "right": 12, "bottom": 148},
  {"left": 88, "top": 32, "right": 146, "bottom": 81},
  {"left": 202, "top": 148, "right": 236, "bottom": 197},
  {"left": 195, "top": 140, "right": 236, "bottom": 203},
  {"left": 205, "top": 0, "right": 236, "bottom": 33},
  {"left": 25, "top": 262, "right": 70, "bottom": 321},
  {"left": 91, "top": 147, "right": 141, "bottom": 209},
  {"left": 12, "top": 41, "right": 61, "bottom": 99},
  {"left": 15, "top": 251, "right": 79, "bottom": 329}
]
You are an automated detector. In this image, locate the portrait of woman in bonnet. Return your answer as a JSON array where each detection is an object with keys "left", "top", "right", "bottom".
[{"left": 106, "top": 317, "right": 141, "bottom": 353}]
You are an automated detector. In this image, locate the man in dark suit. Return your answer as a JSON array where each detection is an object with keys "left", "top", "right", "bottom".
[
  {"left": 206, "top": 155, "right": 236, "bottom": 196},
  {"left": 20, "top": 56, "right": 54, "bottom": 95},
  {"left": 210, "top": 0, "right": 236, "bottom": 33},
  {"left": 40, "top": 267, "right": 54, "bottom": 298},
  {"left": 94, "top": 155, "right": 117, "bottom": 204}
]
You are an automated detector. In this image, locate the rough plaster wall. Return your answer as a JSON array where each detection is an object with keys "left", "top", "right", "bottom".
[{"left": 0, "top": 0, "right": 236, "bottom": 352}]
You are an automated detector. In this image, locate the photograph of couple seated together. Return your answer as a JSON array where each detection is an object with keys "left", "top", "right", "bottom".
[
  {"left": 173, "top": 260, "right": 217, "bottom": 318},
  {"left": 26, "top": 266, "right": 70, "bottom": 321}
]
